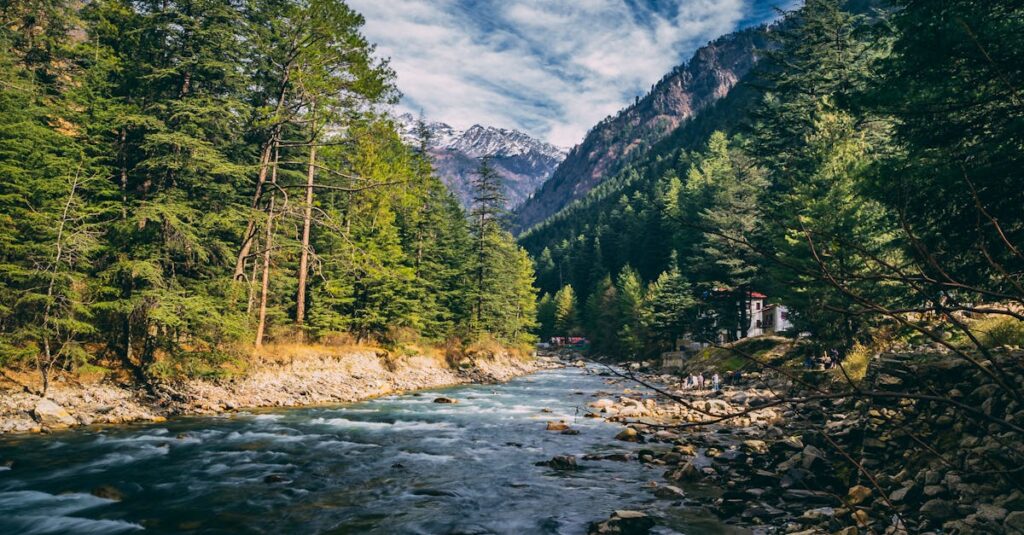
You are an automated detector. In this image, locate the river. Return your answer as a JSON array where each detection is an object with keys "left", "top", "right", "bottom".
[{"left": 0, "top": 366, "right": 728, "bottom": 534}]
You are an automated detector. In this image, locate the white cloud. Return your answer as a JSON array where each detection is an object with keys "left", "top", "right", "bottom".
[{"left": 348, "top": 0, "right": 779, "bottom": 147}]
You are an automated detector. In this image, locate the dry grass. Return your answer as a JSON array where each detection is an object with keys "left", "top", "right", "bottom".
[
  {"left": 836, "top": 341, "right": 873, "bottom": 384},
  {"left": 969, "top": 316, "right": 1024, "bottom": 349},
  {"left": 254, "top": 341, "right": 380, "bottom": 368}
]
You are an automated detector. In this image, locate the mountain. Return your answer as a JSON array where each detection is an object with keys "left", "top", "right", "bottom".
[
  {"left": 512, "top": 27, "right": 768, "bottom": 233},
  {"left": 396, "top": 114, "right": 567, "bottom": 210}
]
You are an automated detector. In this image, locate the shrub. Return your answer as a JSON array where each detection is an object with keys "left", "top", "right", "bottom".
[
  {"left": 972, "top": 316, "right": 1024, "bottom": 348},
  {"left": 148, "top": 349, "right": 247, "bottom": 381},
  {"left": 835, "top": 342, "right": 872, "bottom": 384}
]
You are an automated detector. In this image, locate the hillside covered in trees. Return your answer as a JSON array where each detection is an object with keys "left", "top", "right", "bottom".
[
  {"left": 522, "top": 0, "right": 1024, "bottom": 364},
  {"left": 0, "top": 0, "right": 537, "bottom": 393},
  {"left": 1, "top": 1, "right": 1023, "bottom": 533}
]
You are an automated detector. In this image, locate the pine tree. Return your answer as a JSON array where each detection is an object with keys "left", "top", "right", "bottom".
[
  {"left": 865, "top": 0, "right": 1024, "bottom": 292},
  {"left": 0, "top": 14, "right": 107, "bottom": 391},
  {"left": 553, "top": 285, "right": 578, "bottom": 337},
  {"left": 616, "top": 266, "right": 647, "bottom": 358},
  {"left": 750, "top": 0, "right": 891, "bottom": 349},
  {"left": 644, "top": 263, "right": 694, "bottom": 351},
  {"left": 584, "top": 275, "right": 618, "bottom": 355},
  {"left": 685, "top": 132, "right": 768, "bottom": 339},
  {"left": 469, "top": 156, "right": 506, "bottom": 335}
]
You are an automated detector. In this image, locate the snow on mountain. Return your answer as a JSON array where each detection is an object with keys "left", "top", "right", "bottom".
[{"left": 395, "top": 113, "right": 567, "bottom": 210}]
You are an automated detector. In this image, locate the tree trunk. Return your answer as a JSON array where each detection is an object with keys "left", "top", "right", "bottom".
[
  {"left": 734, "top": 286, "right": 747, "bottom": 340},
  {"left": 38, "top": 167, "right": 82, "bottom": 396},
  {"left": 246, "top": 249, "right": 260, "bottom": 316},
  {"left": 255, "top": 145, "right": 280, "bottom": 348},
  {"left": 233, "top": 141, "right": 275, "bottom": 280},
  {"left": 119, "top": 128, "right": 128, "bottom": 220},
  {"left": 233, "top": 72, "right": 290, "bottom": 280},
  {"left": 295, "top": 127, "right": 317, "bottom": 335}
]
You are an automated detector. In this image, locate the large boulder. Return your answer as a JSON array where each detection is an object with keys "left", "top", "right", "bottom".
[{"left": 32, "top": 398, "right": 75, "bottom": 428}]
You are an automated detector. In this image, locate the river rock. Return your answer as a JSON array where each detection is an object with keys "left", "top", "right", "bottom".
[
  {"left": 614, "top": 427, "right": 640, "bottom": 442},
  {"left": 546, "top": 421, "right": 570, "bottom": 431},
  {"left": 665, "top": 460, "right": 699, "bottom": 481},
  {"left": 889, "top": 483, "right": 917, "bottom": 503},
  {"left": 851, "top": 508, "right": 869, "bottom": 527},
  {"left": 1005, "top": 511, "right": 1024, "bottom": 531},
  {"left": 846, "top": 485, "right": 872, "bottom": 505},
  {"left": 653, "top": 430, "right": 678, "bottom": 441},
  {"left": 653, "top": 484, "right": 685, "bottom": 499},
  {"left": 742, "top": 439, "right": 768, "bottom": 455},
  {"left": 433, "top": 397, "right": 457, "bottom": 404},
  {"left": 588, "top": 510, "right": 654, "bottom": 535},
  {"left": 674, "top": 444, "right": 697, "bottom": 456},
  {"left": 800, "top": 507, "right": 834, "bottom": 522},
  {"left": 31, "top": 398, "right": 75, "bottom": 428},
  {"left": 536, "top": 455, "right": 578, "bottom": 471},
  {"left": 921, "top": 498, "right": 955, "bottom": 521},
  {"left": 801, "top": 445, "right": 827, "bottom": 471},
  {"left": 589, "top": 399, "right": 616, "bottom": 410},
  {"left": 91, "top": 485, "right": 124, "bottom": 501}
]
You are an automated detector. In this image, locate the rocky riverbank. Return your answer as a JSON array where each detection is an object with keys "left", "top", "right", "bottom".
[
  {"left": 573, "top": 350, "right": 1024, "bottom": 534},
  {"left": 0, "top": 349, "right": 556, "bottom": 435}
]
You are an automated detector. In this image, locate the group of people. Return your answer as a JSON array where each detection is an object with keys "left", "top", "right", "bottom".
[
  {"left": 803, "top": 348, "right": 845, "bottom": 370},
  {"left": 683, "top": 372, "right": 722, "bottom": 392}
]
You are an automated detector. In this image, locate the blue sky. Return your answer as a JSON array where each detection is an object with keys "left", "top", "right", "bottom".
[{"left": 349, "top": 0, "right": 800, "bottom": 147}]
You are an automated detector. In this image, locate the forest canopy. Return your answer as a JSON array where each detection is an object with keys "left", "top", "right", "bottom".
[
  {"left": 523, "top": 0, "right": 1024, "bottom": 364},
  {"left": 0, "top": 0, "right": 537, "bottom": 392}
]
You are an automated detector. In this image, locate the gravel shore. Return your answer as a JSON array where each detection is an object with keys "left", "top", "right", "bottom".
[{"left": 0, "top": 350, "right": 556, "bottom": 435}]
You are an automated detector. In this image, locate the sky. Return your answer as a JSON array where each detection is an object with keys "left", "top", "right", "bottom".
[{"left": 348, "top": 0, "right": 800, "bottom": 147}]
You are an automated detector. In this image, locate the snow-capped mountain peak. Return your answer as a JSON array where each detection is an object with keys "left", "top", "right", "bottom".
[
  {"left": 396, "top": 113, "right": 567, "bottom": 160},
  {"left": 393, "top": 113, "right": 568, "bottom": 211}
]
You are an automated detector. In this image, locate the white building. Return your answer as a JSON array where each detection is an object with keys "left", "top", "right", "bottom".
[
  {"left": 739, "top": 292, "right": 793, "bottom": 339},
  {"left": 761, "top": 303, "right": 793, "bottom": 335}
]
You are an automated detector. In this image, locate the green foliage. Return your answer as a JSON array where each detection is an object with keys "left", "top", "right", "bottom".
[
  {"left": 0, "top": 0, "right": 539, "bottom": 389},
  {"left": 536, "top": 293, "right": 556, "bottom": 341},
  {"left": 464, "top": 158, "right": 538, "bottom": 345},
  {"left": 148, "top": 349, "right": 247, "bottom": 381},
  {"left": 553, "top": 285, "right": 578, "bottom": 336},
  {"left": 644, "top": 263, "right": 695, "bottom": 351},
  {"left": 972, "top": 317, "right": 1024, "bottom": 349},
  {"left": 523, "top": 0, "right": 1022, "bottom": 369}
]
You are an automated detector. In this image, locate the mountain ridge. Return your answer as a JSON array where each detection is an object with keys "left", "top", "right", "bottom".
[
  {"left": 512, "top": 27, "right": 769, "bottom": 233},
  {"left": 396, "top": 114, "right": 567, "bottom": 210}
]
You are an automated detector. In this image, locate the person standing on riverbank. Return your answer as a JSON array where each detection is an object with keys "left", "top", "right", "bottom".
[{"left": 712, "top": 373, "right": 720, "bottom": 392}]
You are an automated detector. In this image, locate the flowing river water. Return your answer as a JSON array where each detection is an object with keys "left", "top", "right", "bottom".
[{"left": 0, "top": 366, "right": 730, "bottom": 534}]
